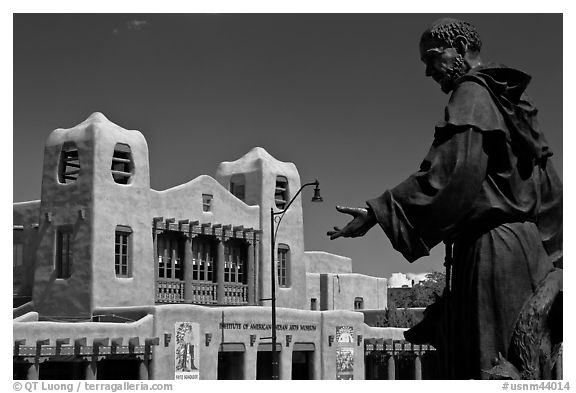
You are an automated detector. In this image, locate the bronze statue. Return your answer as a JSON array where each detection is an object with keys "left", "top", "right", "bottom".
[{"left": 328, "top": 18, "right": 563, "bottom": 379}]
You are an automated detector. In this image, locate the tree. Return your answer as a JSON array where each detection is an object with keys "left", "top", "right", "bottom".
[
  {"left": 389, "top": 271, "right": 446, "bottom": 309},
  {"left": 408, "top": 271, "right": 446, "bottom": 307}
]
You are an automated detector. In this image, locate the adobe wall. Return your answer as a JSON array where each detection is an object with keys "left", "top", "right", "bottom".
[
  {"left": 90, "top": 116, "right": 155, "bottom": 310},
  {"left": 149, "top": 175, "right": 260, "bottom": 230},
  {"left": 13, "top": 314, "right": 155, "bottom": 347},
  {"left": 319, "top": 273, "right": 387, "bottom": 311},
  {"left": 305, "top": 251, "right": 352, "bottom": 274},
  {"left": 33, "top": 120, "right": 96, "bottom": 319},
  {"left": 13, "top": 201, "right": 41, "bottom": 299},
  {"left": 216, "top": 148, "right": 307, "bottom": 310}
]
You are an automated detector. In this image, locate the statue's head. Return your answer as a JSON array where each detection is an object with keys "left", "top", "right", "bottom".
[{"left": 419, "top": 18, "right": 483, "bottom": 93}]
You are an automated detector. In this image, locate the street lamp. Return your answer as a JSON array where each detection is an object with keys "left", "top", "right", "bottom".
[{"left": 269, "top": 180, "right": 322, "bottom": 379}]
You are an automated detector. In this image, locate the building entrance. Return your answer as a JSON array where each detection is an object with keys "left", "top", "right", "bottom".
[
  {"left": 291, "top": 351, "right": 313, "bottom": 379},
  {"left": 291, "top": 343, "right": 315, "bottom": 380},
  {"left": 39, "top": 361, "right": 86, "bottom": 380},
  {"left": 256, "top": 343, "right": 282, "bottom": 380},
  {"left": 97, "top": 358, "right": 140, "bottom": 380},
  {"left": 217, "top": 343, "right": 245, "bottom": 380}
]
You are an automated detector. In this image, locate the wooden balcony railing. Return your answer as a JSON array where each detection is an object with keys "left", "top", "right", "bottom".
[
  {"left": 156, "top": 279, "right": 185, "bottom": 303},
  {"left": 224, "top": 282, "right": 248, "bottom": 305},
  {"left": 189, "top": 282, "right": 217, "bottom": 305},
  {"left": 155, "top": 279, "right": 248, "bottom": 305}
]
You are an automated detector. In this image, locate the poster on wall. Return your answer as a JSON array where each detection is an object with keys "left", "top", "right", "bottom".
[
  {"left": 175, "top": 322, "right": 200, "bottom": 380},
  {"left": 336, "top": 325, "right": 355, "bottom": 380}
]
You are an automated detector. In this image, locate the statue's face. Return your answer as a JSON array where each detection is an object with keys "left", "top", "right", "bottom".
[{"left": 420, "top": 37, "right": 467, "bottom": 93}]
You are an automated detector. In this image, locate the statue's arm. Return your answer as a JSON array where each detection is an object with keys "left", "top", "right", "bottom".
[{"left": 367, "top": 126, "right": 489, "bottom": 262}]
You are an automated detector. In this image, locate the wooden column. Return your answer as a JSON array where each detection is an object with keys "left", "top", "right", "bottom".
[
  {"left": 217, "top": 240, "right": 225, "bottom": 304},
  {"left": 153, "top": 229, "right": 158, "bottom": 274},
  {"left": 163, "top": 244, "right": 169, "bottom": 279},
  {"left": 247, "top": 240, "right": 255, "bottom": 305},
  {"left": 26, "top": 362, "right": 39, "bottom": 380},
  {"left": 184, "top": 235, "right": 194, "bottom": 303},
  {"left": 387, "top": 355, "right": 395, "bottom": 380},
  {"left": 414, "top": 354, "right": 422, "bottom": 380},
  {"left": 139, "top": 358, "right": 149, "bottom": 380},
  {"left": 85, "top": 359, "right": 97, "bottom": 380},
  {"left": 171, "top": 238, "right": 178, "bottom": 279}
]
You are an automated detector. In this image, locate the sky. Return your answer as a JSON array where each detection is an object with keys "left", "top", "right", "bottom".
[{"left": 13, "top": 13, "right": 563, "bottom": 279}]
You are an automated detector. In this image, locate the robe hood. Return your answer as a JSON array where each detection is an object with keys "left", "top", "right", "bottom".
[{"left": 451, "top": 64, "right": 553, "bottom": 165}]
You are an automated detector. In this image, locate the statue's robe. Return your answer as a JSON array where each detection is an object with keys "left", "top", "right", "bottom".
[{"left": 367, "top": 65, "right": 563, "bottom": 379}]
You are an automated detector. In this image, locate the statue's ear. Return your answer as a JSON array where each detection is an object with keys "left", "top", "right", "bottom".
[{"left": 454, "top": 35, "right": 469, "bottom": 55}]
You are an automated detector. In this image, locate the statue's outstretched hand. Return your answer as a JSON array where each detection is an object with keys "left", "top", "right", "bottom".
[{"left": 327, "top": 206, "right": 378, "bottom": 240}]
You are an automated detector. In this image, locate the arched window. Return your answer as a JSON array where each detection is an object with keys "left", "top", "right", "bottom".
[
  {"left": 58, "top": 142, "right": 80, "bottom": 184},
  {"left": 111, "top": 143, "right": 133, "bottom": 184},
  {"left": 277, "top": 243, "right": 290, "bottom": 288},
  {"left": 230, "top": 174, "right": 246, "bottom": 201},
  {"left": 354, "top": 297, "right": 364, "bottom": 310},
  {"left": 274, "top": 176, "right": 289, "bottom": 209}
]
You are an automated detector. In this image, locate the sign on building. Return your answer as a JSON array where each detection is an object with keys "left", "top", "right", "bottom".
[
  {"left": 336, "top": 325, "right": 354, "bottom": 380},
  {"left": 175, "top": 322, "right": 200, "bottom": 380}
]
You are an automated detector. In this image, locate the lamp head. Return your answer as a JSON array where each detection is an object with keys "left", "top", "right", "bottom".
[{"left": 311, "top": 180, "right": 323, "bottom": 202}]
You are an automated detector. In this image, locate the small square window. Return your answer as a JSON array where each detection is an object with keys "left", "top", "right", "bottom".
[
  {"left": 202, "top": 194, "right": 213, "bottom": 212},
  {"left": 310, "top": 298, "right": 318, "bottom": 311}
]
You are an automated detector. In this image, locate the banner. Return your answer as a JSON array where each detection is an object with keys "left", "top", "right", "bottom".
[
  {"left": 336, "top": 325, "right": 355, "bottom": 380},
  {"left": 175, "top": 322, "right": 200, "bottom": 380}
]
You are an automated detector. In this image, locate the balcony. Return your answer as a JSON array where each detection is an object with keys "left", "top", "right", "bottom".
[
  {"left": 155, "top": 280, "right": 247, "bottom": 306},
  {"left": 156, "top": 279, "right": 185, "bottom": 303},
  {"left": 189, "top": 282, "right": 217, "bottom": 305},
  {"left": 224, "top": 282, "right": 248, "bottom": 305}
]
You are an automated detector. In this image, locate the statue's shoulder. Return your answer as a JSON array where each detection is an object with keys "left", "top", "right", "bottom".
[{"left": 448, "top": 78, "right": 493, "bottom": 109}]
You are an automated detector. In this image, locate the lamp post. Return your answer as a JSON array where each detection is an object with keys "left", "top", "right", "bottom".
[{"left": 269, "top": 180, "right": 323, "bottom": 379}]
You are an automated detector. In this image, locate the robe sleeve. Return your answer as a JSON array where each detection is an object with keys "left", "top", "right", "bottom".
[
  {"left": 366, "top": 81, "right": 506, "bottom": 262},
  {"left": 367, "top": 127, "right": 488, "bottom": 262}
]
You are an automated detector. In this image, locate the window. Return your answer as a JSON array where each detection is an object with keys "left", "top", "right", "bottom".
[
  {"left": 230, "top": 174, "right": 246, "bottom": 201},
  {"left": 224, "top": 239, "right": 247, "bottom": 283},
  {"left": 157, "top": 232, "right": 185, "bottom": 280},
  {"left": 56, "top": 226, "right": 73, "bottom": 279},
  {"left": 202, "top": 194, "right": 213, "bottom": 212},
  {"left": 310, "top": 298, "right": 318, "bottom": 311},
  {"left": 111, "top": 143, "right": 133, "bottom": 184},
  {"left": 115, "top": 226, "right": 132, "bottom": 277},
  {"left": 191, "top": 236, "right": 214, "bottom": 282},
  {"left": 277, "top": 244, "right": 290, "bottom": 288},
  {"left": 354, "top": 297, "right": 364, "bottom": 310},
  {"left": 274, "top": 176, "right": 288, "bottom": 209},
  {"left": 58, "top": 142, "right": 80, "bottom": 184}
]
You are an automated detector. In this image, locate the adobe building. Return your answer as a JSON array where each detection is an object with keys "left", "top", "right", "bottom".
[{"left": 13, "top": 113, "right": 433, "bottom": 380}]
